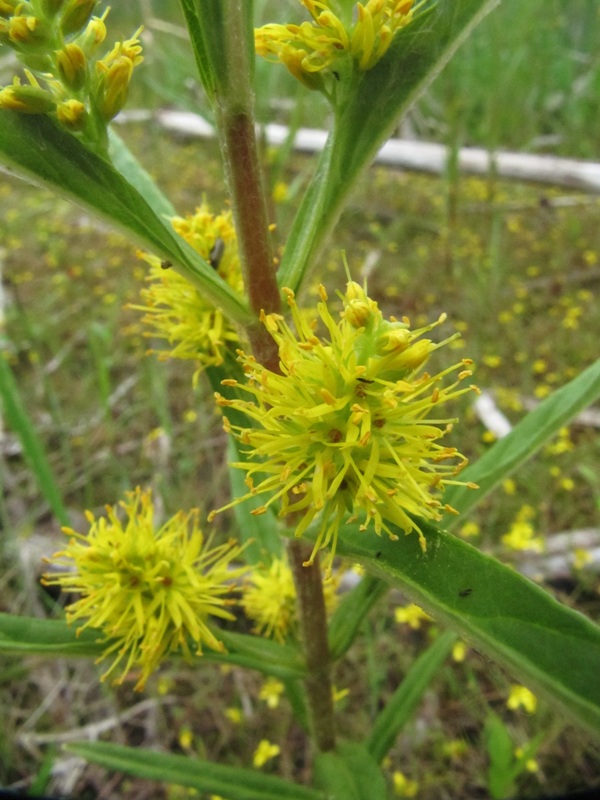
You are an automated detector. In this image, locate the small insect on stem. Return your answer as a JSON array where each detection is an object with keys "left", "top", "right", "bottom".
[
  {"left": 209, "top": 237, "right": 225, "bottom": 270},
  {"left": 160, "top": 260, "right": 173, "bottom": 270}
]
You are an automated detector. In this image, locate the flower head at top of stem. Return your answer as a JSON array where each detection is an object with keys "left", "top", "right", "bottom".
[
  {"left": 42, "top": 487, "right": 245, "bottom": 691},
  {"left": 0, "top": 1, "right": 142, "bottom": 153},
  {"left": 255, "top": 0, "right": 419, "bottom": 95},
  {"left": 211, "top": 279, "right": 478, "bottom": 573},
  {"left": 132, "top": 203, "right": 243, "bottom": 383}
]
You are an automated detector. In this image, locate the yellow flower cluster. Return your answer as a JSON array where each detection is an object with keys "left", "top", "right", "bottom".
[
  {"left": 0, "top": 1, "right": 142, "bottom": 149},
  {"left": 42, "top": 488, "right": 245, "bottom": 691},
  {"left": 255, "top": 0, "right": 417, "bottom": 92},
  {"left": 501, "top": 506, "right": 544, "bottom": 553},
  {"left": 133, "top": 204, "right": 243, "bottom": 381},
  {"left": 212, "top": 281, "right": 477, "bottom": 571},
  {"left": 242, "top": 555, "right": 339, "bottom": 642}
]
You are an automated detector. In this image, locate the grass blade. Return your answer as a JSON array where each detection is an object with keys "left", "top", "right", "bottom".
[
  {"left": 66, "top": 741, "right": 324, "bottom": 800},
  {"left": 0, "top": 355, "right": 69, "bottom": 526},
  {"left": 442, "top": 356, "right": 600, "bottom": 526}
]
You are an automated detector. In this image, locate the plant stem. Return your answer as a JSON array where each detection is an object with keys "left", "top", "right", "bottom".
[
  {"left": 289, "top": 539, "right": 336, "bottom": 752},
  {"left": 214, "top": 1, "right": 335, "bottom": 753},
  {"left": 218, "top": 107, "right": 281, "bottom": 366},
  {"left": 213, "top": 2, "right": 281, "bottom": 368}
]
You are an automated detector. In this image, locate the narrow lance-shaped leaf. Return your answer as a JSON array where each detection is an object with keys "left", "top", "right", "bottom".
[
  {"left": 108, "top": 128, "right": 176, "bottom": 218},
  {"left": 0, "top": 111, "right": 252, "bottom": 327},
  {"left": 0, "top": 612, "right": 103, "bottom": 657},
  {"left": 329, "top": 520, "right": 600, "bottom": 740},
  {"left": 0, "top": 613, "right": 306, "bottom": 680},
  {"left": 314, "top": 742, "right": 387, "bottom": 800},
  {"left": 0, "top": 356, "right": 70, "bottom": 526},
  {"left": 67, "top": 741, "right": 324, "bottom": 800},
  {"left": 441, "top": 356, "right": 600, "bottom": 526},
  {"left": 366, "top": 630, "right": 457, "bottom": 763},
  {"left": 278, "top": 0, "right": 501, "bottom": 294}
]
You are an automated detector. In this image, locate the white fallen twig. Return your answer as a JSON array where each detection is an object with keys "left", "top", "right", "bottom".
[{"left": 118, "top": 110, "right": 600, "bottom": 194}]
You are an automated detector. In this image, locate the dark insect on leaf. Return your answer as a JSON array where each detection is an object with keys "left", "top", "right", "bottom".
[
  {"left": 160, "top": 260, "right": 173, "bottom": 269},
  {"left": 459, "top": 588, "right": 473, "bottom": 598}
]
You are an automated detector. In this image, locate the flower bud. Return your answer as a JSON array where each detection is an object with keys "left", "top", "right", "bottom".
[
  {"left": 0, "top": 81, "right": 55, "bottom": 113},
  {"left": 60, "top": 0, "right": 97, "bottom": 37},
  {"left": 397, "top": 339, "right": 433, "bottom": 370},
  {"left": 76, "top": 13, "right": 106, "bottom": 54},
  {"left": 56, "top": 98, "right": 86, "bottom": 129},
  {"left": 344, "top": 298, "right": 373, "bottom": 328},
  {"left": 56, "top": 42, "right": 87, "bottom": 89},
  {"left": 8, "top": 13, "right": 43, "bottom": 44},
  {"left": 95, "top": 55, "right": 133, "bottom": 120},
  {"left": 0, "top": 1, "right": 20, "bottom": 18}
]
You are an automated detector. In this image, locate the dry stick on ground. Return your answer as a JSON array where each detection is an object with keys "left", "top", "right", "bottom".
[{"left": 118, "top": 110, "right": 600, "bottom": 194}]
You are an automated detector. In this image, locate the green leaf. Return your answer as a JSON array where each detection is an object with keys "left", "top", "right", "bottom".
[
  {"left": 0, "top": 612, "right": 102, "bottom": 657},
  {"left": 0, "top": 613, "right": 305, "bottom": 679},
  {"left": 0, "top": 111, "right": 252, "bottom": 327},
  {"left": 328, "top": 574, "right": 389, "bottom": 661},
  {"left": 314, "top": 742, "right": 387, "bottom": 800},
  {"left": 313, "top": 751, "right": 361, "bottom": 800},
  {"left": 484, "top": 712, "right": 515, "bottom": 800},
  {"left": 366, "top": 630, "right": 456, "bottom": 763},
  {"left": 67, "top": 741, "right": 324, "bottom": 800},
  {"left": 215, "top": 629, "right": 306, "bottom": 680},
  {"left": 0, "top": 356, "right": 69, "bottom": 526},
  {"left": 179, "top": 0, "right": 255, "bottom": 104},
  {"left": 108, "top": 129, "right": 176, "bottom": 218},
  {"left": 442, "top": 356, "right": 600, "bottom": 526},
  {"left": 278, "top": 0, "right": 501, "bottom": 293},
  {"left": 331, "top": 520, "right": 600, "bottom": 739}
]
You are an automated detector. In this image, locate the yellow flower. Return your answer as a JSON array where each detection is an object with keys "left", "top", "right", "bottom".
[
  {"left": 332, "top": 685, "right": 350, "bottom": 705},
  {"left": 178, "top": 725, "right": 194, "bottom": 750},
  {"left": 507, "top": 685, "right": 537, "bottom": 714},
  {"left": 458, "top": 520, "right": 480, "bottom": 539},
  {"left": 255, "top": 0, "right": 418, "bottom": 93},
  {"left": 133, "top": 204, "right": 242, "bottom": 380},
  {"left": 0, "top": 2, "right": 140, "bottom": 149},
  {"left": 515, "top": 747, "right": 539, "bottom": 773},
  {"left": 452, "top": 640, "right": 467, "bottom": 662},
  {"left": 242, "top": 557, "right": 297, "bottom": 642},
  {"left": 501, "top": 520, "right": 544, "bottom": 553},
  {"left": 393, "top": 770, "right": 419, "bottom": 797},
  {"left": 259, "top": 677, "right": 285, "bottom": 709},
  {"left": 253, "top": 739, "right": 280, "bottom": 768},
  {"left": 394, "top": 603, "right": 433, "bottom": 629},
  {"left": 212, "top": 281, "right": 477, "bottom": 571},
  {"left": 225, "top": 707, "right": 243, "bottom": 725},
  {"left": 241, "top": 554, "right": 340, "bottom": 641},
  {"left": 42, "top": 488, "right": 245, "bottom": 691},
  {"left": 95, "top": 27, "right": 143, "bottom": 121},
  {"left": 573, "top": 548, "right": 592, "bottom": 571}
]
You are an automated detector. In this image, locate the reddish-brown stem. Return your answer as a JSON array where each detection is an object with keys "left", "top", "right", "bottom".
[
  {"left": 218, "top": 109, "right": 281, "bottom": 369},
  {"left": 215, "top": 30, "right": 334, "bottom": 751},
  {"left": 289, "top": 540, "right": 336, "bottom": 752}
]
